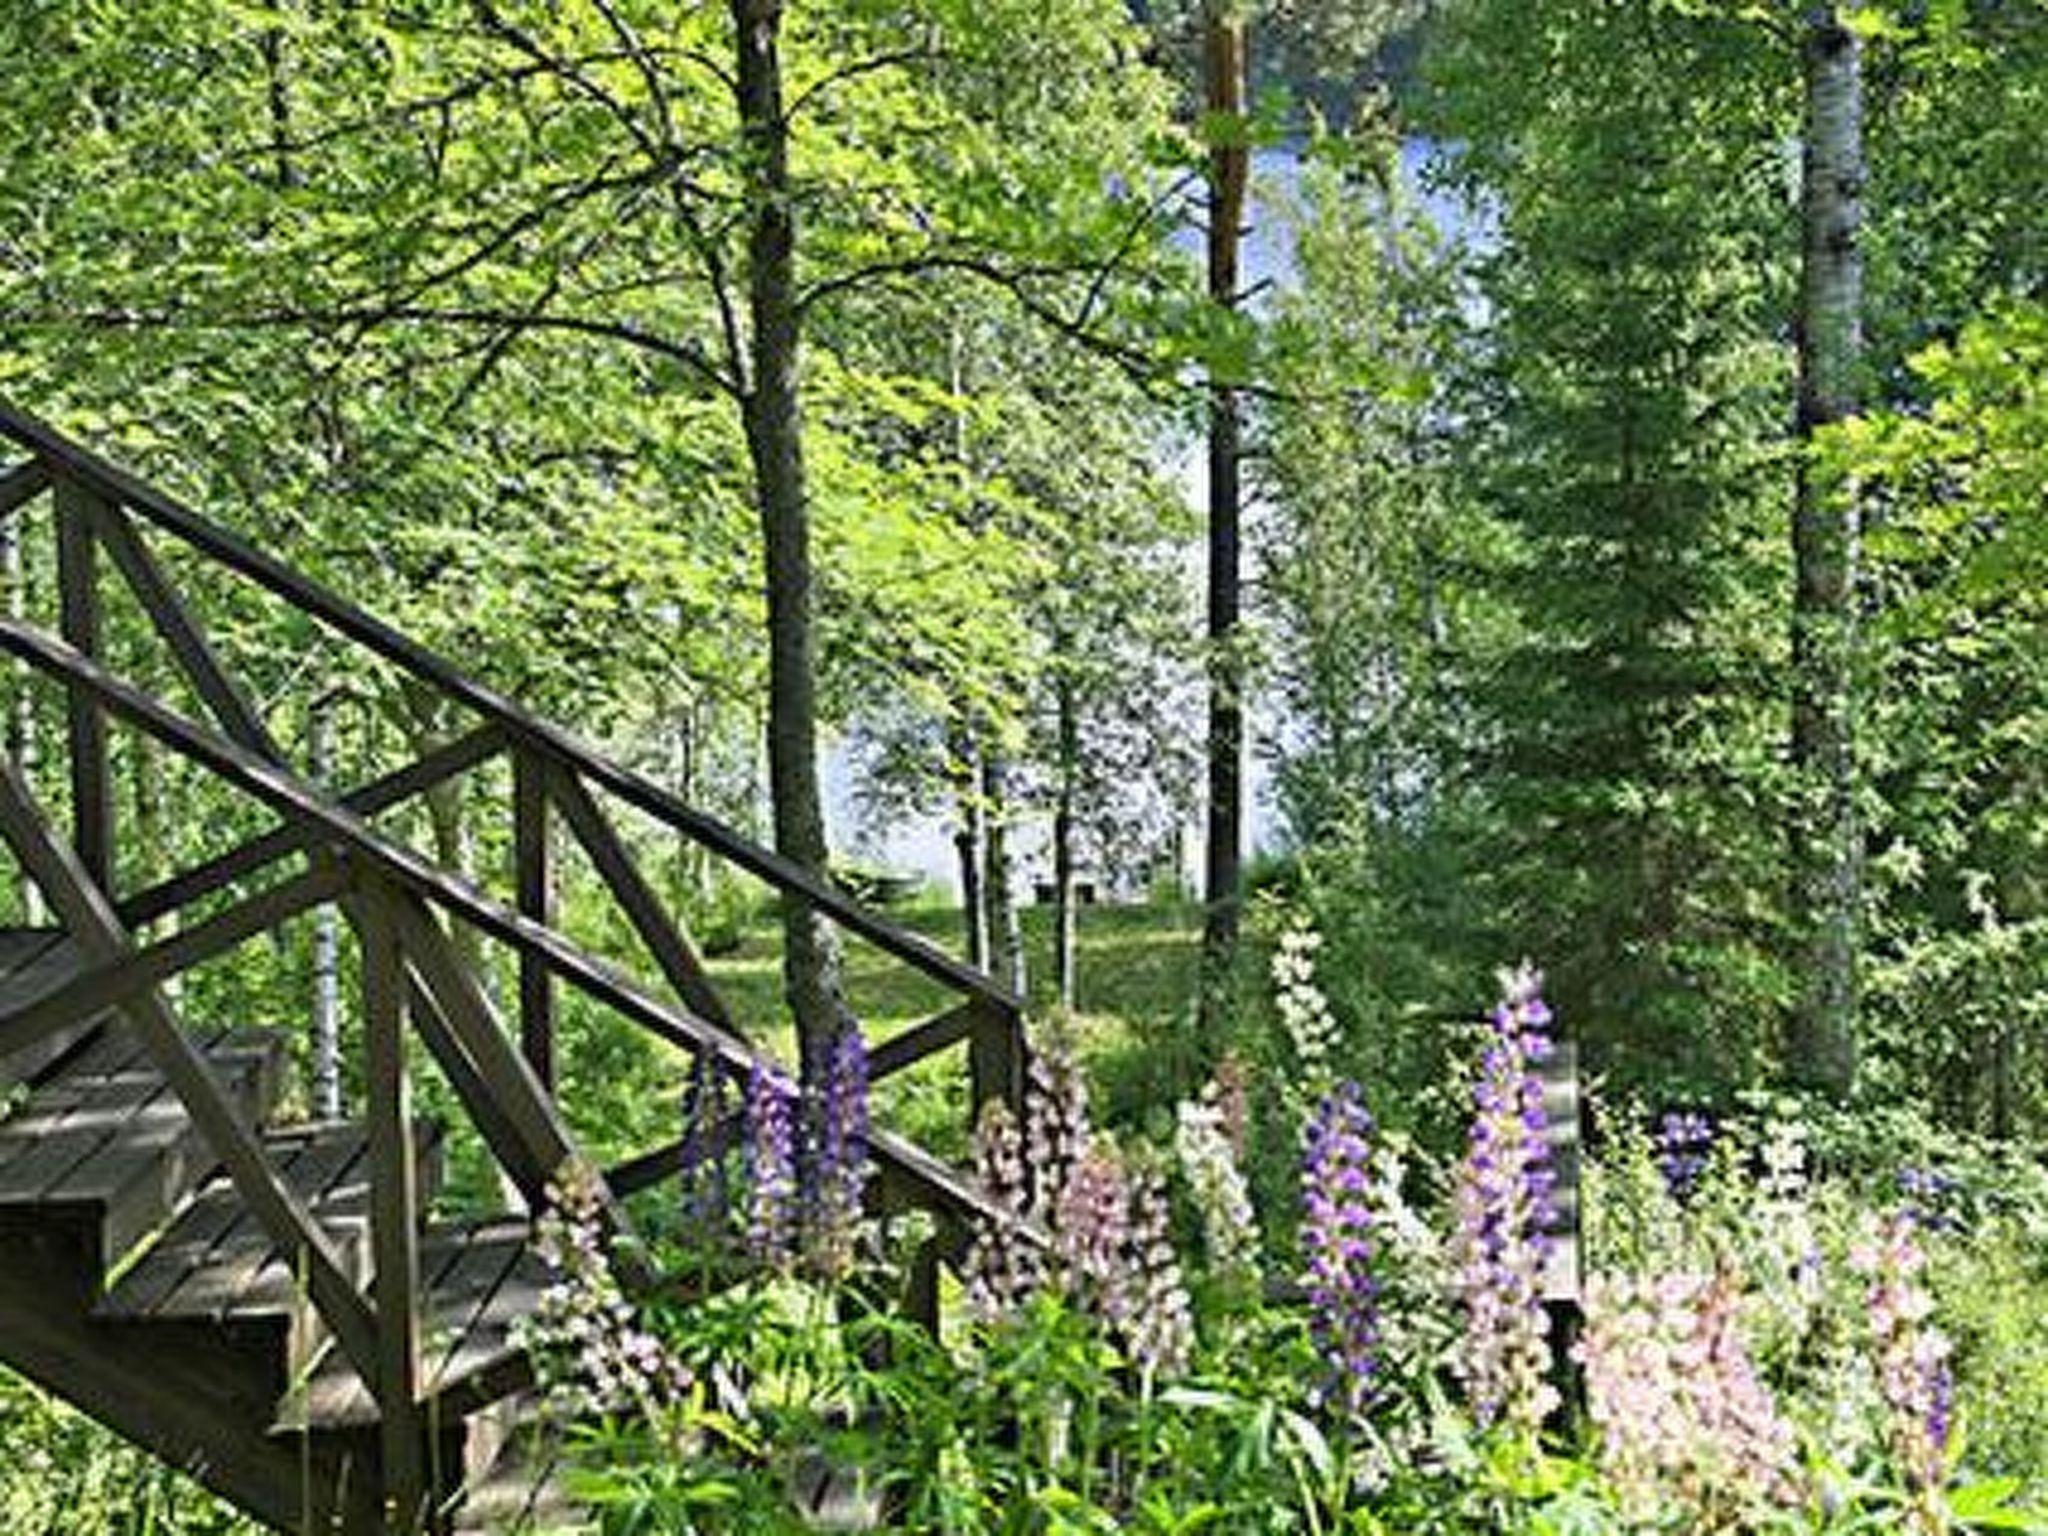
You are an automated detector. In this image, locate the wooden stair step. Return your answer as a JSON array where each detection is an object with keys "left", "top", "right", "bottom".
[
  {"left": 453, "top": 1402, "right": 591, "bottom": 1536},
  {"left": 98, "top": 1118, "right": 444, "bottom": 1324},
  {"left": 278, "top": 1218, "right": 546, "bottom": 1433},
  {"left": 0, "top": 929, "right": 109, "bottom": 1086},
  {"left": 0, "top": 1026, "right": 286, "bottom": 1268}
]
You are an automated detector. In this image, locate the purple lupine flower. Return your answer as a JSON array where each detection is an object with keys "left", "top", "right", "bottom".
[
  {"left": 744, "top": 1062, "right": 800, "bottom": 1271},
  {"left": 1850, "top": 1212, "right": 1954, "bottom": 1527},
  {"left": 1054, "top": 1147, "right": 1131, "bottom": 1305},
  {"left": 807, "top": 1027, "right": 870, "bottom": 1278},
  {"left": 1896, "top": 1165, "right": 1961, "bottom": 1234},
  {"left": 678, "top": 1051, "right": 733, "bottom": 1243},
  {"left": 1653, "top": 1108, "right": 1715, "bottom": 1202},
  {"left": 1301, "top": 1082, "right": 1381, "bottom": 1418},
  {"left": 1449, "top": 965, "right": 1561, "bottom": 1432}
]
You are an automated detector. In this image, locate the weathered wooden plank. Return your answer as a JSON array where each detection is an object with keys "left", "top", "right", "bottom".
[
  {"left": 605, "top": 1109, "right": 742, "bottom": 1199},
  {"left": 0, "top": 862, "right": 345, "bottom": 1072},
  {"left": 361, "top": 882, "right": 427, "bottom": 1529},
  {"left": 0, "top": 459, "right": 49, "bottom": 519},
  {"left": 0, "top": 928, "right": 61, "bottom": 983},
  {"left": 54, "top": 479, "right": 112, "bottom": 890},
  {"left": 547, "top": 762, "right": 737, "bottom": 1034},
  {"left": 968, "top": 1001, "right": 1025, "bottom": 1122},
  {"left": 0, "top": 757, "right": 381, "bottom": 1387},
  {"left": 869, "top": 1000, "right": 979, "bottom": 1084},
  {"left": 383, "top": 892, "right": 577, "bottom": 1210},
  {"left": 512, "top": 749, "right": 555, "bottom": 1089},
  {"left": 118, "top": 723, "right": 504, "bottom": 927},
  {"left": 289, "top": 1222, "right": 524, "bottom": 1432},
  {"left": 92, "top": 503, "right": 282, "bottom": 760},
  {"left": 103, "top": 1128, "right": 335, "bottom": 1319},
  {"left": 0, "top": 624, "right": 1018, "bottom": 1231},
  {"left": 44, "top": 1033, "right": 283, "bottom": 1266},
  {"left": 0, "top": 1027, "right": 223, "bottom": 1203},
  {"left": 0, "top": 932, "right": 107, "bottom": 1084}
]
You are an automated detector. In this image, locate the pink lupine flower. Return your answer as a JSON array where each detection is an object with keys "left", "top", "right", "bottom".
[
  {"left": 964, "top": 1100, "right": 1043, "bottom": 1322},
  {"left": 521, "top": 1161, "right": 690, "bottom": 1423},
  {"left": 1577, "top": 1265, "right": 1802, "bottom": 1524},
  {"left": 1851, "top": 1212, "right": 1954, "bottom": 1529}
]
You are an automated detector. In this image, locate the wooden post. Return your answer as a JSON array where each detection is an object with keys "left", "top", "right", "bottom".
[
  {"left": 361, "top": 879, "right": 426, "bottom": 1529},
  {"left": 968, "top": 999, "right": 1024, "bottom": 1125},
  {"left": 54, "top": 479, "right": 112, "bottom": 890},
  {"left": 513, "top": 747, "right": 555, "bottom": 1090}
]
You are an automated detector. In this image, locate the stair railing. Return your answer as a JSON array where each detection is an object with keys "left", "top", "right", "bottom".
[{"left": 0, "top": 404, "right": 1027, "bottom": 1521}]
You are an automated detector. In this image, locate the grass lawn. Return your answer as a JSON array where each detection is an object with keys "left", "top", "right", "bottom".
[{"left": 695, "top": 897, "right": 1210, "bottom": 1152}]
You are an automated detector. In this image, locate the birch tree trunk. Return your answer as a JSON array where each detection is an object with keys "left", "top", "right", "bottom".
[
  {"left": 1052, "top": 673, "right": 1079, "bottom": 1012},
  {"left": 1788, "top": 4, "right": 1865, "bottom": 1099},
  {"left": 2, "top": 518, "right": 41, "bottom": 924},
  {"left": 734, "top": 0, "right": 847, "bottom": 1079},
  {"left": 309, "top": 693, "right": 342, "bottom": 1119}
]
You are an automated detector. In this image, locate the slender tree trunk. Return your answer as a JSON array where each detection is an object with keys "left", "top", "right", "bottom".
[
  {"left": 2, "top": 518, "right": 42, "bottom": 924},
  {"left": 1052, "top": 673, "right": 1080, "bottom": 1012},
  {"left": 1200, "top": 4, "right": 1249, "bottom": 1023},
  {"left": 1788, "top": 5, "right": 1864, "bottom": 1100},
  {"left": 310, "top": 693, "right": 342, "bottom": 1119},
  {"left": 951, "top": 723, "right": 988, "bottom": 968},
  {"left": 981, "top": 752, "right": 1025, "bottom": 996},
  {"left": 734, "top": 0, "right": 846, "bottom": 1078}
]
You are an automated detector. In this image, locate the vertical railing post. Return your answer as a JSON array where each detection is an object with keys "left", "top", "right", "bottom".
[
  {"left": 968, "top": 998, "right": 1024, "bottom": 1127},
  {"left": 513, "top": 746, "right": 555, "bottom": 1090},
  {"left": 361, "top": 877, "right": 426, "bottom": 1529},
  {"left": 54, "top": 478, "right": 112, "bottom": 890}
]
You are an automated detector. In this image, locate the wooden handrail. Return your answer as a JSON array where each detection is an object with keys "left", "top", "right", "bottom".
[
  {"left": 0, "top": 404, "right": 1022, "bottom": 1014},
  {"left": 0, "top": 618, "right": 1022, "bottom": 1229}
]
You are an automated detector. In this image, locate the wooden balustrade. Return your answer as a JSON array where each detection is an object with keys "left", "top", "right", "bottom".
[{"left": 0, "top": 404, "right": 1030, "bottom": 1462}]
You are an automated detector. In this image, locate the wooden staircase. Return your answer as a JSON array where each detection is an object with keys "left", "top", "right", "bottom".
[{"left": 0, "top": 406, "right": 1028, "bottom": 1531}]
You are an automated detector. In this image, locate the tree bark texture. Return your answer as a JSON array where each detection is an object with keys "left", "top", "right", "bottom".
[
  {"left": 1200, "top": 4, "right": 1248, "bottom": 1015},
  {"left": 1788, "top": 6, "right": 1864, "bottom": 1101},
  {"left": 981, "top": 752, "right": 1025, "bottom": 997},
  {"left": 950, "top": 723, "right": 988, "bottom": 968},
  {"left": 1052, "top": 673, "right": 1079, "bottom": 1012},
  {"left": 734, "top": 0, "right": 847, "bottom": 1078}
]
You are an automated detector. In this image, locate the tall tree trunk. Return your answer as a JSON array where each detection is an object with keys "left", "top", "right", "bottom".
[
  {"left": 1788, "top": 5, "right": 1864, "bottom": 1100},
  {"left": 1052, "top": 673, "right": 1080, "bottom": 1012},
  {"left": 951, "top": 722, "right": 988, "bottom": 968},
  {"left": 2, "top": 517, "right": 42, "bottom": 924},
  {"left": 1200, "top": 3, "right": 1249, "bottom": 1024},
  {"left": 981, "top": 752, "right": 1025, "bottom": 996},
  {"left": 734, "top": 0, "right": 846, "bottom": 1078},
  {"left": 309, "top": 693, "right": 342, "bottom": 1118}
]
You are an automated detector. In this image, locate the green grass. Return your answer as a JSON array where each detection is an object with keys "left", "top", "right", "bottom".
[{"left": 695, "top": 897, "right": 1208, "bottom": 1150}]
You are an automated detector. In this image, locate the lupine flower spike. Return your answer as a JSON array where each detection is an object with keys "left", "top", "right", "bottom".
[
  {"left": 1851, "top": 1211, "right": 1954, "bottom": 1531},
  {"left": 744, "top": 1063, "right": 800, "bottom": 1272},
  {"left": 520, "top": 1161, "right": 690, "bottom": 1422},
  {"left": 1301, "top": 1081, "right": 1381, "bottom": 1418},
  {"left": 1449, "top": 963, "right": 1560, "bottom": 1432},
  {"left": 808, "top": 1026, "right": 870, "bottom": 1279},
  {"left": 1175, "top": 1074, "right": 1260, "bottom": 1286}
]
